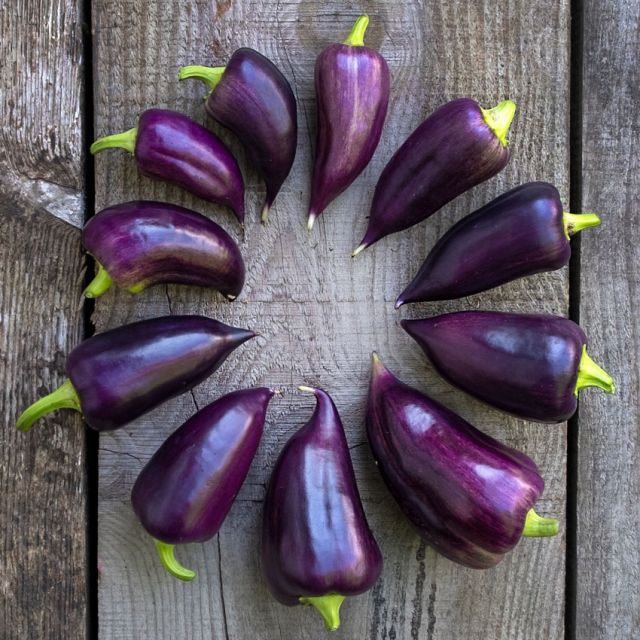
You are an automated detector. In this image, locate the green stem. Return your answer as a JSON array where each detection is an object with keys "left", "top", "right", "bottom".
[
  {"left": 563, "top": 212, "right": 601, "bottom": 239},
  {"left": 575, "top": 345, "right": 616, "bottom": 395},
  {"left": 343, "top": 15, "right": 369, "bottom": 46},
  {"left": 178, "top": 65, "right": 226, "bottom": 92},
  {"left": 522, "top": 508, "right": 559, "bottom": 537},
  {"left": 153, "top": 540, "right": 196, "bottom": 582},
  {"left": 83, "top": 262, "right": 114, "bottom": 299},
  {"left": 480, "top": 99, "right": 517, "bottom": 147},
  {"left": 90, "top": 127, "right": 138, "bottom": 155},
  {"left": 16, "top": 379, "right": 81, "bottom": 432},
  {"left": 299, "top": 594, "right": 346, "bottom": 631}
]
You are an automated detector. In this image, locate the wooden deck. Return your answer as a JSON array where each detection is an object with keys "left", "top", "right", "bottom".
[{"left": 1, "top": 1, "right": 637, "bottom": 638}]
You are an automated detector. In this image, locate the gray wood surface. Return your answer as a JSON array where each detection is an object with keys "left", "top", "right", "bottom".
[
  {"left": 92, "top": 2, "right": 570, "bottom": 639},
  {"left": 576, "top": 2, "right": 640, "bottom": 638},
  {"left": 0, "top": 0, "right": 87, "bottom": 638}
]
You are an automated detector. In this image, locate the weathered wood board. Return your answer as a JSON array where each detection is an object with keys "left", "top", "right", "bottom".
[
  {"left": 576, "top": 1, "right": 640, "bottom": 638},
  {"left": 0, "top": 0, "right": 87, "bottom": 638},
  {"left": 91, "top": 1, "right": 570, "bottom": 638}
]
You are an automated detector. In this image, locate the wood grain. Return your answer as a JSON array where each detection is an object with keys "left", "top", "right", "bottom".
[
  {"left": 576, "top": 2, "right": 640, "bottom": 638},
  {"left": 0, "top": 0, "right": 87, "bottom": 638},
  {"left": 92, "top": 1, "right": 570, "bottom": 638}
]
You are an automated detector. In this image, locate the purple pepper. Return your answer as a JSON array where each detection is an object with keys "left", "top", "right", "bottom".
[
  {"left": 366, "top": 353, "right": 559, "bottom": 569},
  {"left": 307, "top": 15, "right": 390, "bottom": 231},
  {"left": 262, "top": 386, "right": 382, "bottom": 631},
  {"left": 179, "top": 48, "right": 297, "bottom": 223},
  {"left": 402, "top": 311, "right": 615, "bottom": 422},
  {"left": 82, "top": 201, "right": 245, "bottom": 300},
  {"left": 132, "top": 387, "right": 274, "bottom": 581},
  {"left": 397, "top": 182, "right": 601, "bottom": 305},
  {"left": 90, "top": 109, "right": 245, "bottom": 223},
  {"left": 353, "top": 97, "right": 517, "bottom": 255},
  {"left": 16, "top": 315, "right": 255, "bottom": 432}
]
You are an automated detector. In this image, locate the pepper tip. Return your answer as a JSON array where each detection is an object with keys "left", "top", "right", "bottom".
[{"left": 351, "top": 243, "right": 367, "bottom": 258}]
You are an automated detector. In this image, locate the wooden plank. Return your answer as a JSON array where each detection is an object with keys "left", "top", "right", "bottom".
[
  {"left": 576, "top": 2, "right": 640, "bottom": 638},
  {"left": 93, "top": 1, "right": 570, "bottom": 638},
  {"left": 0, "top": 0, "right": 87, "bottom": 638}
]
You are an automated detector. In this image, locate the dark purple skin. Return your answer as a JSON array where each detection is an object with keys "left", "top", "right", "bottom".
[
  {"left": 354, "top": 98, "right": 515, "bottom": 254},
  {"left": 91, "top": 109, "right": 245, "bottom": 223},
  {"left": 132, "top": 388, "right": 274, "bottom": 544},
  {"left": 402, "top": 311, "right": 589, "bottom": 422},
  {"left": 83, "top": 201, "right": 245, "bottom": 300},
  {"left": 367, "top": 354, "right": 549, "bottom": 569},
  {"left": 308, "top": 24, "right": 390, "bottom": 228},
  {"left": 262, "top": 387, "right": 382, "bottom": 628},
  {"left": 183, "top": 49, "right": 297, "bottom": 221},
  {"left": 397, "top": 182, "right": 574, "bottom": 305},
  {"left": 16, "top": 316, "right": 256, "bottom": 433}
]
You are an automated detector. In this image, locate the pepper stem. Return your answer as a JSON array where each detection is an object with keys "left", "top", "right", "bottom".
[
  {"left": 522, "top": 508, "right": 559, "bottom": 537},
  {"left": 343, "top": 15, "right": 369, "bottom": 46},
  {"left": 563, "top": 212, "right": 601, "bottom": 239},
  {"left": 261, "top": 202, "right": 271, "bottom": 224},
  {"left": 83, "top": 262, "right": 114, "bottom": 298},
  {"left": 153, "top": 540, "right": 196, "bottom": 582},
  {"left": 16, "top": 379, "right": 81, "bottom": 432},
  {"left": 575, "top": 345, "right": 616, "bottom": 396},
  {"left": 178, "top": 65, "right": 226, "bottom": 92},
  {"left": 480, "top": 99, "right": 517, "bottom": 147},
  {"left": 299, "top": 594, "right": 346, "bottom": 631},
  {"left": 90, "top": 127, "right": 138, "bottom": 155}
]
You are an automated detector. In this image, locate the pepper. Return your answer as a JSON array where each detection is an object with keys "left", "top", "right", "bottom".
[
  {"left": 262, "top": 386, "right": 382, "bottom": 631},
  {"left": 82, "top": 201, "right": 245, "bottom": 300},
  {"left": 90, "top": 109, "right": 245, "bottom": 223},
  {"left": 366, "top": 353, "right": 559, "bottom": 569},
  {"left": 353, "top": 97, "right": 516, "bottom": 255},
  {"left": 307, "top": 15, "right": 390, "bottom": 230},
  {"left": 132, "top": 387, "right": 274, "bottom": 580},
  {"left": 397, "top": 182, "right": 601, "bottom": 305},
  {"left": 402, "top": 311, "right": 615, "bottom": 422},
  {"left": 179, "top": 48, "right": 297, "bottom": 223},
  {"left": 17, "top": 315, "right": 255, "bottom": 432}
]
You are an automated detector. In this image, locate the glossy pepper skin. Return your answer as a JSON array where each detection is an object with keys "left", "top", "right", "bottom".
[
  {"left": 179, "top": 48, "right": 297, "bottom": 222},
  {"left": 366, "top": 353, "right": 559, "bottom": 569},
  {"left": 397, "top": 182, "right": 601, "bottom": 305},
  {"left": 353, "top": 98, "right": 517, "bottom": 255},
  {"left": 90, "top": 109, "right": 245, "bottom": 223},
  {"left": 132, "top": 387, "right": 274, "bottom": 581},
  {"left": 402, "top": 311, "right": 615, "bottom": 422},
  {"left": 16, "top": 316, "right": 255, "bottom": 432},
  {"left": 82, "top": 201, "right": 245, "bottom": 300},
  {"left": 262, "top": 386, "right": 382, "bottom": 631},
  {"left": 307, "top": 16, "right": 390, "bottom": 230}
]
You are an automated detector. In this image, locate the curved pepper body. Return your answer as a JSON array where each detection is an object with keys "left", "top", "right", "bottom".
[
  {"left": 201, "top": 49, "right": 297, "bottom": 220},
  {"left": 366, "top": 354, "right": 553, "bottom": 569},
  {"left": 83, "top": 201, "right": 245, "bottom": 299},
  {"left": 308, "top": 17, "right": 390, "bottom": 228},
  {"left": 132, "top": 388, "right": 273, "bottom": 545},
  {"left": 397, "top": 182, "right": 587, "bottom": 304},
  {"left": 354, "top": 98, "right": 515, "bottom": 253},
  {"left": 402, "top": 311, "right": 615, "bottom": 422},
  {"left": 67, "top": 315, "right": 255, "bottom": 431},
  {"left": 262, "top": 387, "right": 382, "bottom": 629}
]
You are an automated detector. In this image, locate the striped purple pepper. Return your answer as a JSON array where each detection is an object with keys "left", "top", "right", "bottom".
[
  {"left": 90, "top": 109, "right": 245, "bottom": 223},
  {"left": 132, "top": 387, "right": 274, "bottom": 581},
  {"left": 307, "top": 15, "right": 390, "bottom": 231},
  {"left": 179, "top": 48, "right": 297, "bottom": 223},
  {"left": 397, "top": 182, "right": 601, "bottom": 305},
  {"left": 262, "top": 386, "right": 382, "bottom": 631},
  {"left": 353, "top": 98, "right": 516, "bottom": 255},
  {"left": 366, "top": 353, "right": 559, "bottom": 569},
  {"left": 16, "top": 316, "right": 255, "bottom": 432},
  {"left": 82, "top": 201, "right": 245, "bottom": 301},
  {"left": 402, "top": 311, "right": 615, "bottom": 422}
]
